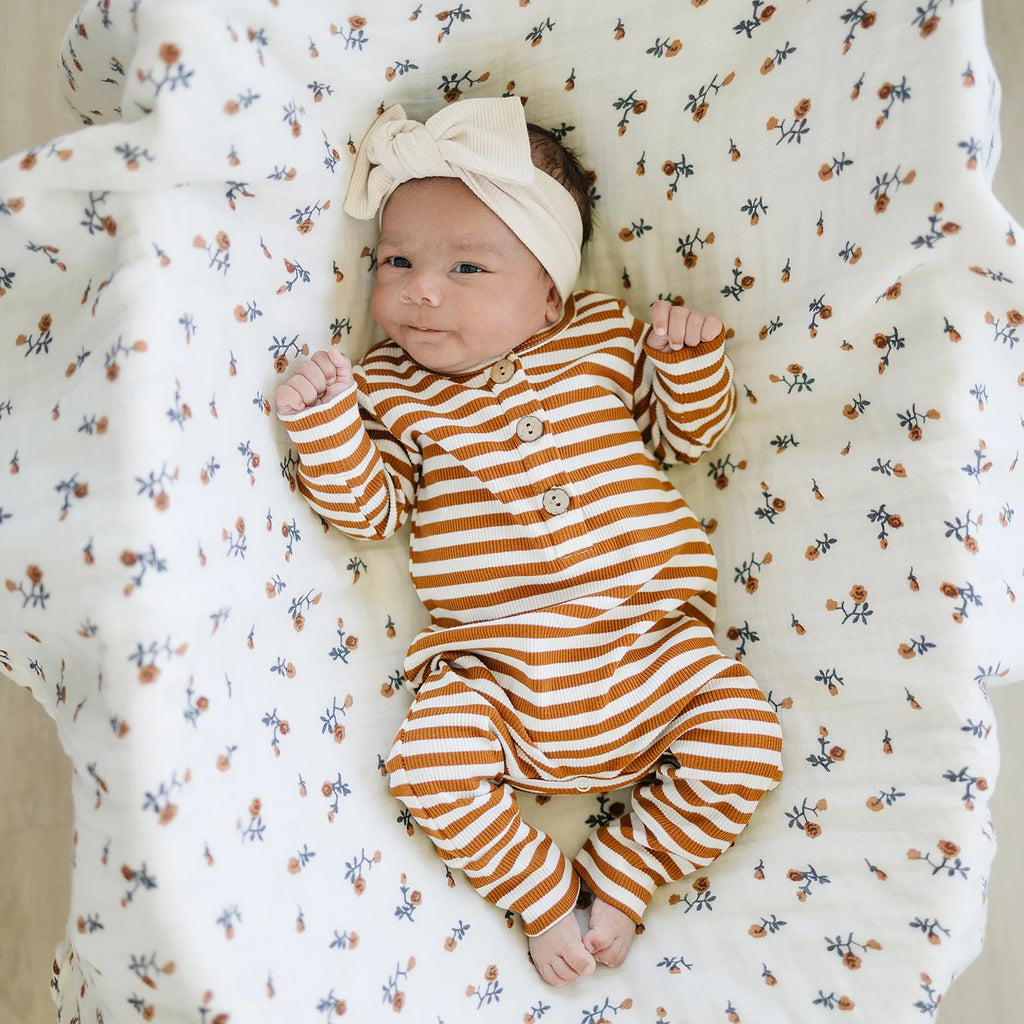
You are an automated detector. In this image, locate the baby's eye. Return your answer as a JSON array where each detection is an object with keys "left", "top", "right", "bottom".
[
  {"left": 385, "top": 256, "right": 412, "bottom": 269},
  {"left": 452, "top": 262, "right": 483, "bottom": 275}
]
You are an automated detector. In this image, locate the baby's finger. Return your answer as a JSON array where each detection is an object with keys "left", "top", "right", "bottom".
[
  {"left": 701, "top": 315, "right": 724, "bottom": 342},
  {"left": 275, "top": 382, "right": 311, "bottom": 415},
  {"left": 650, "top": 300, "right": 673, "bottom": 337},
  {"left": 274, "top": 384, "right": 298, "bottom": 415},
  {"left": 310, "top": 349, "right": 342, "bottom": 385},
  {"left": 664, "top": 306, "right": 692, "bottom": 350},
  {"left": 326, "top": 347, "right": 351, "bottom": 372},
  {"left": 295, "top": 366, "right": 328, "bottom": 403},
  {"left": 678, "top": 313, "right": 701, "bottom": 348}
]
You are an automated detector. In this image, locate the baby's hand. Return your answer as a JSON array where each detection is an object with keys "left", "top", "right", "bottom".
[
  {"left": 275, "top": 349, "right": 354, "bottom": 415},
  {"left": 648, "top": 301, "right": 724, "bottom": 352}
]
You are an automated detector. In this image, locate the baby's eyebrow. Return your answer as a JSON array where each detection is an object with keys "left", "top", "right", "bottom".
[
  {"left": 376, "top": 236, "right": 507, "bottom": 258},
  {"left": 445, "top": 238, "right": 504, "bottom": 256}
]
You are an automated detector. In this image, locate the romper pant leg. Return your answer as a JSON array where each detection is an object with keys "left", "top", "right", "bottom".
[
  {"left": 574, "top": 668, "right": 784, "bottom": 924},
  {"left": 385, "top": 659, "right": 580, "bottom": 936}
]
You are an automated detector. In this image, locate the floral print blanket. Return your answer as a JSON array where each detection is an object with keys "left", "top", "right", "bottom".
[{"left": 1, "top": 0, "right": 1021, "bottom": 1020}]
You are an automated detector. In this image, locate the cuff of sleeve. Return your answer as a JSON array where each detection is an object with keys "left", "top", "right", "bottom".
[
  {"left": 276, "top": 383, "right": 359, "bottom": 435},
  {"left": 642, "top": 325, "right": 727, "bottom": 364},
  {"left": 521, "top": 870, "right": 582, "bottom": 937}
]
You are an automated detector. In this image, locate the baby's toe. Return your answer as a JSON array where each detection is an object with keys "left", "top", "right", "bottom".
[
  {"left": 595, "top": 936, "right": 629, "bottom": 967},
  {"left": 567, "top": 946, "right": 597, "bottom": 976}
]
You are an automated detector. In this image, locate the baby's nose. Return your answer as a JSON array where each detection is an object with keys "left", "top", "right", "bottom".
[{"left": 402, "top": 270, "right": 442, "bottom": 305}]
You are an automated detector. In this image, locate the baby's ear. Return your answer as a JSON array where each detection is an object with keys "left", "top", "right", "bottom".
[{"left": 544, "top": 280, "right": 563, "bottom": 323}]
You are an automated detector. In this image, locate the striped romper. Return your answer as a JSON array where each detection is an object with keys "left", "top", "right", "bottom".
[{"left": 281, "top": 291, "right": 783, "bottom": 936}]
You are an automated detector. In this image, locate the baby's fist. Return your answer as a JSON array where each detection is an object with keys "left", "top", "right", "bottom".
[
  {"left": 275, "top": 349, "right": 354, "bottom": 415},
  {"left": 648, "top": 301, "right": 724, "bottom": 352}
]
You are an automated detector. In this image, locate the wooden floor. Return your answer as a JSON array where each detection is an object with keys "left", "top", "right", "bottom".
[{"left": 0, "top": 2, "right": 1021, "bottom": 1022}]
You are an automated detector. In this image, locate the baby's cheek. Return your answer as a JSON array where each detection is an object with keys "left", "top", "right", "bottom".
[{"left": 370, "top": 289, "right": 394, "bottom": 336}]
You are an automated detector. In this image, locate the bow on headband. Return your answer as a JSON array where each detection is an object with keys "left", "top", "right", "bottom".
[{"left": 342, "top": 97, "right": 583, "bottom": 301}]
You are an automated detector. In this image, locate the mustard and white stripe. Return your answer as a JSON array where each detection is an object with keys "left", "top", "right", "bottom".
[{"left": 281, "top": 291, "right": 782, "bottom": 934}]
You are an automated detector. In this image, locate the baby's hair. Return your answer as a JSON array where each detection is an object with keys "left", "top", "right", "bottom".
[{"left": 526, "top": 124, "right": 594, "bottom": 246}]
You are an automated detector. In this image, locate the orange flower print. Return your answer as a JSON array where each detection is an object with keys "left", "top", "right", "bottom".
[
  {"left": 158, "top": 43, "right": 181, "bottom": 65},
  {"left": 139, "top": 664, "right": 161, "bottom": 684}
]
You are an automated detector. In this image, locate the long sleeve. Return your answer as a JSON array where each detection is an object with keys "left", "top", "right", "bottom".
[
  {"left": 632, "top": 329, "right": 737, "bottom": 465},
  {"left": 278, "top": 385, "right": 418, "bottom": 541}
]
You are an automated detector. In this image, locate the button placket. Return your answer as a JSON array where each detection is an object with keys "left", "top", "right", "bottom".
[
  {"left": 487, "top": 361, "right": 553, "bottom": 465},
  {"left": 482, "top": 359, "right": 586, "bottom": 546}
]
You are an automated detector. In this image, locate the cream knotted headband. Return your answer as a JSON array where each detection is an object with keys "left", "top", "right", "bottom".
[{"left": 342, "top": 97, "right": 583, "bottom": 302}]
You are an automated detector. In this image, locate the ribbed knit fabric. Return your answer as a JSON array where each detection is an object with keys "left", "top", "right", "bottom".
[
  {"left": 280, "top": 290, "right": 782, "bottom": 934},
  {"left": 573, "top": 672, "right": 784, "bottom": 926}
]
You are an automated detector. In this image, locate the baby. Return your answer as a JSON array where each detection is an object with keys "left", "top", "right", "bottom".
[{"left": 276, "top": 97, "right": 783, "bottom": 987}]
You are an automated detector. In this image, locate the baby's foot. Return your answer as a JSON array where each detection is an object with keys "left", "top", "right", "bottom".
[
  {"left": 583, "top": 898, "right": 637, "bottom": 967},
  {"left": 528, "top": 912, "right": 597, "bottom": 986}
]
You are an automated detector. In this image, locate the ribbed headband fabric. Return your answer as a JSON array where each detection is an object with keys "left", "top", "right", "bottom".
[{"left": 342, "top": 97, "right": 583, "bottom": 302}]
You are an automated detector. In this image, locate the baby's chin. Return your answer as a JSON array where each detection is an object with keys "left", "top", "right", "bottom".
[{"left": 394, "top": 333, "right": 490, "bottom": 376}]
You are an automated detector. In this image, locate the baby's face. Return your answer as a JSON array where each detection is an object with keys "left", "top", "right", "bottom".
[{"left": 372, "top": 178, "right": 563, "bottom": 374}]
